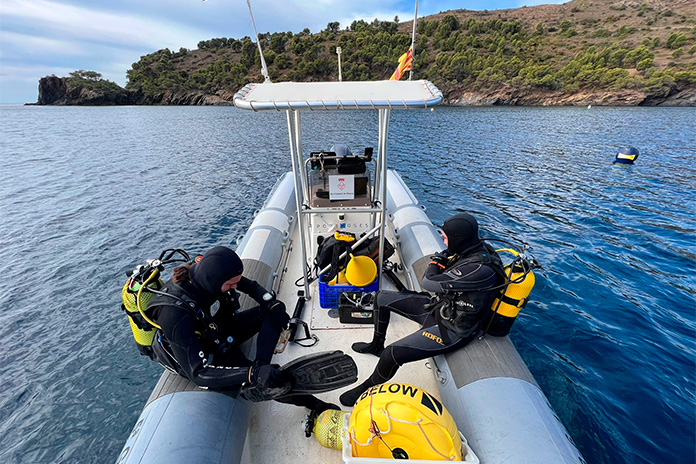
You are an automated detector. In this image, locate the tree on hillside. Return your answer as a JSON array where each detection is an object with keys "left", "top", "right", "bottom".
[
  {"left": 123, "top": 7, "right": 696, "bottom": 101},
  {"left": 70, "top": 70, "right": 102, "bottom": 81}
]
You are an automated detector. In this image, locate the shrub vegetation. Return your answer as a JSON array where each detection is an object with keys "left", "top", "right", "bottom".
[{"left": 121, "top": 10, "right": 695, "bottom": 99}]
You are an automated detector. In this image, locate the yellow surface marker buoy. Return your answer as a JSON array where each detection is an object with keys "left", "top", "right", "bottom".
[{"left": 348, "top": 383, "right": 463, "bottom": 460}]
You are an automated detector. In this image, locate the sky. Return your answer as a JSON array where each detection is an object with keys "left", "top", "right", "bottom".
[{"left": 0, "top": 0, "right": 565, "bottom": 103}]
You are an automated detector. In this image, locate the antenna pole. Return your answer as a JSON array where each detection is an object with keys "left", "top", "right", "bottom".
[
  {"left": 246, "top": 0, "right": 271, "bottom": 83},
  {"left": 408, "top": 0, "right": 418, "bottom": 81},
  {"left": 336, "top": 47, "right": 343, "bottom": 82}
]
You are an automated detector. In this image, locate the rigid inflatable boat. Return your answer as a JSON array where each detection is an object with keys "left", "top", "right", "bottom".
[{"left": 118, "top": 80, "right": 584, "bottom": 464}]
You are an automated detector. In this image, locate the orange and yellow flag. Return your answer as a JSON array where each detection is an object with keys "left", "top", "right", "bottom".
[{"left": 389, "top": 47, "right": 413, "bottom": 81}]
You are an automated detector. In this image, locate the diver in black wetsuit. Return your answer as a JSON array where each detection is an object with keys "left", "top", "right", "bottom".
[
  {"left": 339, "top": 213, "right": 505, "bottom": 406},
  {"left": 148, "top": 246, "right": 336, "bottom": 413}
]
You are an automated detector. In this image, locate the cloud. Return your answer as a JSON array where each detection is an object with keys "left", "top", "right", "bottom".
[
  {"left": 225, "top": 0, "right": 409, "bottom": 34},
  {"left": 0, "top": 63, "right": 75, "bottom": 104},
  {"left": 0, "top": 0, "right": 221, "bottom": 101},
  {"left": 0, "top": 64, "right": 77, "bottom": 82},
  {"left": 0, "top": 0, "right": 212, "bottom": 51},
  {"left": 0, "top": 31, "right": 88, "bottom": 57}
]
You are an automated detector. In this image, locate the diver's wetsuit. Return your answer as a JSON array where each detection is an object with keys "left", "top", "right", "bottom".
[
  {"left": 339, "top": 241, "right": 503, "bottom": 406},
  {"left": 149, "top": 276, "right": 288, "bottom": 389},
  {"left": 147, "top": 246, "right": 335, "bottom": 412}
]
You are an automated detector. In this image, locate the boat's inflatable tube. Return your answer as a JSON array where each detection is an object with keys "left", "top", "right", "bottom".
[
  {"left": 117, "top": 391, "right": 250, "bottom": 464},
  {"left": 432, "top": 365, "right": 584, "bottom": 464},
  {"left": 117, "top": 173, "right": 297, "bottom": 464},
  {"left": 384, "top": 171, "right": 584, "bottom": 464},
  {"left": 237, "top": 172, "right": 297, "bottom": 278},
  {"left": 385, "top": 170, "right": 443, "bottom": 286}
]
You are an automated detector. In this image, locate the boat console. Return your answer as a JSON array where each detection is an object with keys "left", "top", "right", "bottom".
[{"left": 308, "top": 148, "right": 373, "bottom": 208}]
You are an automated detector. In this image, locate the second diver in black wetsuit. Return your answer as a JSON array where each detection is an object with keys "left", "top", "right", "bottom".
[
  {"left": 339, "top": 213, "right": 505, "bottom": 406},
  {"left": 148, "top": 246, "right": 337, "bottom": 413}
]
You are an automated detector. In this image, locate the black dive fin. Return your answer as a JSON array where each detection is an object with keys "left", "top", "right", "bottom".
[
  {"left": 239, "top": 377, "right": 292, "bottom": 403},
  {"left": 239, "top": 351, "right": 357, "bottom": 402},
  {"left": 281, "top": 350, "right": 358, "bottom": 395}
]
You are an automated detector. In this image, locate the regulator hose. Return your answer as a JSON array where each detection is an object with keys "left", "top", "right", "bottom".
[{"left": 136, "top": 269, "right": 162, "bottom": 330}]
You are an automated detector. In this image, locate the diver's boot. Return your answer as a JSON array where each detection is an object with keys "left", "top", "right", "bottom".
[
  {"left": 303, "top": 399, "right": 342, "bottom": 438},
  {"left": 352, "top": 301, "right": 386, "bottom": 356},
  {"left": 310, "top": 399, "right": 341, "bottom": 414},
  {"left": 351, "top": 335, "right": 385, "bottom": 357},
  {"left": 339, "top": 378, "right": 375, "bottom": 407},
  {"left": 340, "top": 356, "right": 392, "bottom": 407}
]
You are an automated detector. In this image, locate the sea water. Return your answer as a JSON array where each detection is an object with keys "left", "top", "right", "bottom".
[{"left": 0, "top": 104, "right": 694, "bottom": 463}]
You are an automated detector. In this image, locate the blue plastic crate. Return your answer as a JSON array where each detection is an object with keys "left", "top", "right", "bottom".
[{"left": 318, "top": 275, "right": 379, "bottom": 309}]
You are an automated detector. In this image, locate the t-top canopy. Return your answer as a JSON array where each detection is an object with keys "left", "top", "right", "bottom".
[{"left": 233, "top": 80, "right": 442, "bottom": 111}]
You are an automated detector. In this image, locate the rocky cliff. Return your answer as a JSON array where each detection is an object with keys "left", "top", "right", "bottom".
[
  {"left": 35, "top": 76, "right": 139, "bottom": 105},
  {"left": 33, "top": 76, "right": 235, "bottom": 106},
  {"left": 139, "top": 90, "right": 233, "bottom": 105}
]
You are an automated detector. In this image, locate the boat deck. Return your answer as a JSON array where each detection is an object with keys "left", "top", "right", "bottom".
[{"left": 240, "top": 212, "right": 441, "bottom": 463}]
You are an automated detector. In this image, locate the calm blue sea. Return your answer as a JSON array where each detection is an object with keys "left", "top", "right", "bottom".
[{"left": 0, "top": 104, "right": 694, "bottom": 463}]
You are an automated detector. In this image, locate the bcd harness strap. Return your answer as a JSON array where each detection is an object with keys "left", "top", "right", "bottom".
[
  {"left": 433, "top": 297, "right": 454, "bottom": 345},
  {"left": 321, "top": 240, "right": 352, "bottom": 283},
  {"left": 143, "top": 285, "right": 231, "bottom": 353},
  {"left": 317, "top": 231, "right": 356, "bottom": 282},
  {"left": 500, "top": 293, "right": 528, "bottom": 308},
  {"left": 121, "top": 303, "right": 153, "bottom": 331}
]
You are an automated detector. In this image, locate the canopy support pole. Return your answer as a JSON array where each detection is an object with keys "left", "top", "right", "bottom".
[
  {"left": 294, "top": 111, "right": 309, "bottom": 205},
  {"left": 286, "top": 110, "right": 310, "bottom": 299},
  {"left": 246, "top": 0, "right": 271, "bottom": 83},
  {"left": 409, "top": 0, "right": 419, "bottom": 81},
  {"left": 376, "top": 108, "right": 390, "bottom": 291}
]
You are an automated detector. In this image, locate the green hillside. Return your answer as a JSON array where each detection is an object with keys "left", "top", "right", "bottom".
[{"left": 50, "top": 0, "right": 695, "bottom": 105}]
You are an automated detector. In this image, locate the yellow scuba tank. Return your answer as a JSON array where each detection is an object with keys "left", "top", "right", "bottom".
[
  {"left": 348, "top": 383, "right": 463, "bottom": 461},
  {"left": 121, "top": 264, "right": 164, "bottom": 357},
  {"left": 313, "top": 409, "right": 348, "bottom": 450},
  {"left": 484, "top": 249, "right": 537, "bottom": 337},
  {"left": 120, "top": 249, "right": 191, "bottom": 357}
]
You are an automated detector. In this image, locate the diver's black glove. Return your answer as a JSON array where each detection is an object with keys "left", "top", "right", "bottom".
[
  {"left": 252, "top": 364, "right": 287, "bottom": 388},
  {"left": 429, "top": 251, "right": 449, "bottom": 268},
  {"left": 258, "top": 291, "right": 277, "bottom": 318}
]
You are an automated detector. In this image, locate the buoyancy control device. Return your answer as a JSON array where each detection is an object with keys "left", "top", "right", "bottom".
[
  {"left": 435, "top": 241, "right": 540, "bottom": 339},
  {"left": 120, "top": 249, "right": 191, "bottom": 357},
  {"left": 316, "top": 231, "right": 356, "bottom": 273},
  {"left": 435, "top": 242, "right": 505, "bottom": 339}
]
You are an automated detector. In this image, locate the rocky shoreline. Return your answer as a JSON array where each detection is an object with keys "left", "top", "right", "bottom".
[
  {"left": 30, "top": 76, "right": 236, "bottom": 106},
  {"left": 30, "top": 75, "right": 696, "bottom": 107},
  {"left": 446, "top": 84, "right": 696, "bottom": 107}
]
